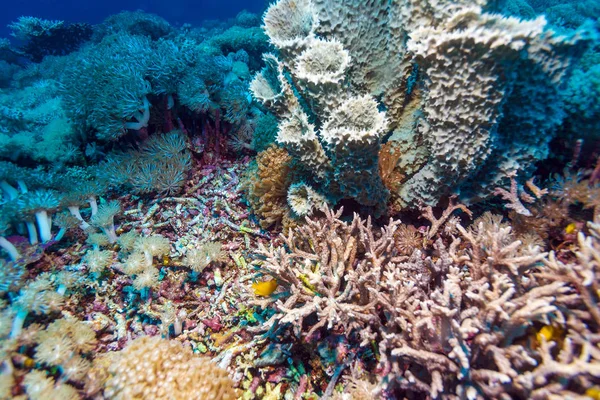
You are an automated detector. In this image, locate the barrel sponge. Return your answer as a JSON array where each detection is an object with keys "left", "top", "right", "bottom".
[
  {"left": 312, "top": 0, "right": 413, "bottom": 125},
  {"left": 398, "top": 5, "right": 589, "bottom": 206},
  {"left": 250, "top": 54, "right": 298, "bottom": 116},
  {"left": 293, "top": 38, "right": 351, "bottom": 115},
  {"left": 321, "top": 95, "right": 389, "bottom": 211},
  {"left": 321, "top": 95, "right": 387, "bottom": 159},
  {"left": 287, "top": 182, "right": 327, "bottom": 217},
  {"left": 104, "top": 336, "right": 237, "bottom": 400},
  {"left": 277, "top": 110, "right": 331, "bottom": 179},
  {"left": 263, "top": 0, "right": 317, "bottom": 51},
  {"left": 293, "top": 38, "right": 350, "bottom": 85}
]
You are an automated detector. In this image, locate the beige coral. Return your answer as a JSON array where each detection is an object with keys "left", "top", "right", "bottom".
[{"left": 103, "top": 336, "right": 237, "bottom": 400}]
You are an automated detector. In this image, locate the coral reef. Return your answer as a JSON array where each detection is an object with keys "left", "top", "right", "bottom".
[{"left": 0, "top": 2, "right": 599, "bottom": 400}]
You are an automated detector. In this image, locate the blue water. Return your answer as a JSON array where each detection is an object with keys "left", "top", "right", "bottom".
[{"left": 0, "top": 0, "right": 267, "bottom": 38}]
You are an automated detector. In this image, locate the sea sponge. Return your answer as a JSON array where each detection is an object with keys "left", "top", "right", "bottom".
[
  {"left": 263, "top": 0, "right": 317, "bottom": 52},
  {"left": 292, "top": 38, "right": 351, "bottom": 114},
  {"left": 103, "top": 336, "right": 237, "bottom": 400},
  {"left": 277, "top": 110, "right": 331, "bottom": 179},
  {"left": 287, "top": 182, "right": 327, "bottom": 217},
  {"left": 321, "top": 95, "right": 389, "bottom": 210}
]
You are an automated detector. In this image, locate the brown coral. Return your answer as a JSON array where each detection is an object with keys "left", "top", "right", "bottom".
[
  {"left": 243, "top": 145, "right": 293, "bottom": 229},
  {"left": 378, "top": 141, "right": 405, "bottom": 192},
  {"left": 102, "top": 336, "right": 237, "bottom": 400}
]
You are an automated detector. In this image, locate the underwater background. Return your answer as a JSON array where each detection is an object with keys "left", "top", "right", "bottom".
[
  {"left": 0, "top": 0, "right": 267, "bottom": 38},
  {"left": 0, "top": 0, "right": 599, "bottom": 399}
]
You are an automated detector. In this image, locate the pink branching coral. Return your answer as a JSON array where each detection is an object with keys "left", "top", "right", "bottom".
[{"left": 252, "top": 206, "right": 401, "bottom": 341}]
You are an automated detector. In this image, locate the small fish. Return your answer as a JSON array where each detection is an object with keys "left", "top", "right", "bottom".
[
  {"left": 534, "top": 324, "right": 564, "bottom": 348},
  {"left": 586, "top": 387, "right": 600, "bottom": 400},
  {"left": 565, "top": 223, "right": 577, "bottom": 234},
  {"left": 252, "top": 279, "right": 278, "bottom": 296}
]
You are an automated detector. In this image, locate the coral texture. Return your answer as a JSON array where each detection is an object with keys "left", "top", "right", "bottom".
[{"left": 102, "top": 336, "right": 237, "bottom": 400}]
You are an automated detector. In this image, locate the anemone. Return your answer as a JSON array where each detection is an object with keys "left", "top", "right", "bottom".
[
  {"left": 184, "top": 242, "right": 226, "bottom": 274},
  {"left": 90, "top": 200, "right": 121, "bottom": 243},
  {"left": 10, "top": 275, "right": 62, "bottom": 338},
  {"left": 17, "top": 189, "right": 61, "bottom": 243},
  {"left": 83, "top": 249, "right": 114, "bottom": 274},
  {"left": 142, "top": 130, "right": 187, "bottom": 158},
  {"left": 52, "top": 212, "right": 79, "bottom": 241},
  {"left": 0, "top": 218, "right": 19, "bottom": 261},
  {"left": 134, "top": 234, "right": 170, "bottom": 268}
]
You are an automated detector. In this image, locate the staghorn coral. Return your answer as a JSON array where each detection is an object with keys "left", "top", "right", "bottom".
[
  {"left": 252, "top": 206, "right": 400, "bottom": 341},
  {"left": 102, "top": 336, "right": 237, "bottom": 400}
]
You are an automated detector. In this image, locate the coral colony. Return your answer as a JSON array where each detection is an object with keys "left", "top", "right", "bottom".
[{"left": 0, "top": 0, "right": 599, "bottom": 399}]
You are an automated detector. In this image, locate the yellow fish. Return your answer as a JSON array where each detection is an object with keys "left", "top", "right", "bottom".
[
  {"left": 586, "top": 387, "right": 600, "bottom": 400},
  {"left": 252, "top": 279, "right": 278, "bottom": 296},
  {"left": 565, "top": 223, "right": 577, "bottom": 234}
]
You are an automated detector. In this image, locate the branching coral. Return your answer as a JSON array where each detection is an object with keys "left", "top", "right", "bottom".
[{"left": 252, "top": 206, "right": 400, "bottom": 341}]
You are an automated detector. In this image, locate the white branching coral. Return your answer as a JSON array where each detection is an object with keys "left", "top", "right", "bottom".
[
  {"left": 252, "top": 206, "right": 400, "bottom": 341},
  {"left": 371, "top": 213, "right": 588, "bottom": 398}
]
